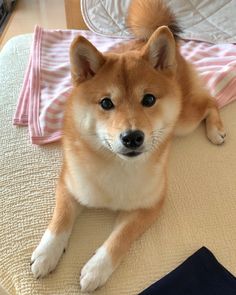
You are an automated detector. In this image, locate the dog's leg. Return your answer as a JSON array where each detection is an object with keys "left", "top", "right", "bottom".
[
  {"left": 31, "top": 174, "right": 82, "bottom": 279},
  {"left": 175, "top": 94, "right": 225, "bottom": 144},
  {"left": 80, "top": 196, "right": 164, "bottom": 292},
  {"left": 205, "top": 99, "right": 226, "bottom": 145}
]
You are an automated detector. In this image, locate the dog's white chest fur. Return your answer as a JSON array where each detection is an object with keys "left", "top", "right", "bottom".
[{"left": 65, "top": 153, "right": 165, "bottom": 211}]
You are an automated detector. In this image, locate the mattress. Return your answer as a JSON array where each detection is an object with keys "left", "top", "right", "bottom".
[
  {"left": 0, "top": 34, "right": 236, "bottom": 295},
  {"left": 81, "top": 0, "right": 236, "bottom": 43}
]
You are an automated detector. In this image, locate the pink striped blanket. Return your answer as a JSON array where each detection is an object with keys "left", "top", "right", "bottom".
[{"left": 13, "top": 26, "right": 236, "bottom": 145}]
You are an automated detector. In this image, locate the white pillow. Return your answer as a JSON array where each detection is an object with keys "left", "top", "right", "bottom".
[{"left": 81, "top": 0, "right": 236, "bottom": 43}]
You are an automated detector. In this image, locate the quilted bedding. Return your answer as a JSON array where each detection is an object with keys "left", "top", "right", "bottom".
[{"left": 81, "top": 0, "right": 236, "bottom": 43}]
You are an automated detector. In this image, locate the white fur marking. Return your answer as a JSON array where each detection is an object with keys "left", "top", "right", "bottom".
[
  {"left": 65, "top": 148, "right": 166, "bottom": 211},
  {"left": 80, "top": 246, "right": 114, "bottom": 292},
  {"left": 31, "top": 229, "right": 70, "bottom": 278},
  {"left": 207, "top": 126, "right": 226, "bottom": 145}
]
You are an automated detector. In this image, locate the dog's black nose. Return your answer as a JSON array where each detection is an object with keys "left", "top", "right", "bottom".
[{"left": 120, "top": 130, "right": 144, "bottom": 149}]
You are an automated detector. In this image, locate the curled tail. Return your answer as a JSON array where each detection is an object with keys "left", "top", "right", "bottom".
[{"left": 127, "top": 0, "right": 181, "bottom": 40}]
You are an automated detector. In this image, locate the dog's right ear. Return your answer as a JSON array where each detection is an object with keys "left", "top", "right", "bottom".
[{"left": 70, "top": 36, "right": 105, "bottom": 85}]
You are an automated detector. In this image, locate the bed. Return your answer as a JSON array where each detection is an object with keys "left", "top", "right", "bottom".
[{"left": 0, "top": 1, "right": 236, "bottom": 294}]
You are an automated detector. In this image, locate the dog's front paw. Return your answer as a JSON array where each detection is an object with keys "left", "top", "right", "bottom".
[
  {"left": 31, "top": 230, "right": 68, "bottom": 279},
  {"left": 80, "top": 246, "right": 114, "bottom": 293},
  {"left": 31, "top": 249, "right": 60, "bottom": 279}
]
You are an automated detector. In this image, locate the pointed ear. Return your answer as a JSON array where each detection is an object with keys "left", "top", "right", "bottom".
[
  {"left": 70, "top": 36, "right": 105, "bottom": 85},
  {"left": 142, "top": 26, "right": 176, "bottom": 71}
]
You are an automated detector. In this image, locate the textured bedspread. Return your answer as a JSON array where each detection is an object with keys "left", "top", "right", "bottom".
[{"left": 1, "top": 35, "right": 236, "bottom": 295}]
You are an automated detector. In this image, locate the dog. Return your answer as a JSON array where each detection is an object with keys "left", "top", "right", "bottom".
[{"left": 30, "top": 0, "right": 225, "bottom": 292}]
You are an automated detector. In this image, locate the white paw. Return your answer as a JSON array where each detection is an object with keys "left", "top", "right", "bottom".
[
  {"left": 80, "top": 246, "right": 114, "bottom": 293},
  {"left": 31, "top": 229, "right": 69, "bottom": 279},
  {"left": 207, "top": 126, "right": 226, "bottom": 145}
]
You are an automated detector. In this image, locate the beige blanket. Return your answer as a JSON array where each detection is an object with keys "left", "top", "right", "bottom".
[{"left": 0, "top": 35, "right": 236, "bottom": 295}]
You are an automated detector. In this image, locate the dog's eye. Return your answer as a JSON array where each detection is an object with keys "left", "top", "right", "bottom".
[
  {"left": 141, "top": 94, "right": 156, "bottom": 107},
  {"left": 100, "top": 98, "right": 114, "bottom": 110}
]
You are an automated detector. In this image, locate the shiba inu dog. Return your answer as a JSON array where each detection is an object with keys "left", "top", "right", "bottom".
[{"left": 31, "top": 0, "right": 225, "bottom": 292}]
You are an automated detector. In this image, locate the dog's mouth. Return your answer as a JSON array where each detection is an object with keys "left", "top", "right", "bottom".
[{"left": 119, "top": 151, "right": 142, "bottom": 157}]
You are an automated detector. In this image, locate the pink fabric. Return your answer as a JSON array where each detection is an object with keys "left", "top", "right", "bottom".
[{"left": 13, "top": 27, "right": 236, "bottom": 145}]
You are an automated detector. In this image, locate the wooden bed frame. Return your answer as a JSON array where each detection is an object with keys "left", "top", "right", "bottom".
[{"left": 64, "top": 0, "right": 88, "bottom": 29}]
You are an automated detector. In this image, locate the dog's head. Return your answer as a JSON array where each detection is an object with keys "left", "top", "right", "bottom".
[{"left": 68, "top": 26, "right": 181, "bottom": 160}]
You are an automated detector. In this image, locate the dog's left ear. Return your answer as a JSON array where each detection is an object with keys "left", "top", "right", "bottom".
[
  {"left": 142, "top": 26, "right": 176, "bottom": 71},
  {"left": 70, "top": 36, "right": 105, "bottom": 85}
]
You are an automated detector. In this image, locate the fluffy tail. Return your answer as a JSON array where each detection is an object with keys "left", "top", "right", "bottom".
[{"left": 127, "top": 0, "right": 181, "bottom": 40}]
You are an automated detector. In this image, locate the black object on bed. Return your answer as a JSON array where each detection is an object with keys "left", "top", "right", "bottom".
[{"left": 139, "top": 247, "right": 236, "bottom": 295}]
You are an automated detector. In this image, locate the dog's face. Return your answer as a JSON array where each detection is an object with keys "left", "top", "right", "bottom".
[{"left": 69, "top": 27, "right": 181, "bottom": 159}]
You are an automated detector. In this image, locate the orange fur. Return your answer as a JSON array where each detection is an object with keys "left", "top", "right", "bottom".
[
  {"left": 105, "top": 187, "right": 166, "bottom": 268},
  {"left": 32, "top": 0, "right": 225, "bottom": 290},
  {"left": 127, "top": 0, "right": 182, "bottom": 40},
  {"left": 48, "top": 167, "right": 82, "bottom": 234}
]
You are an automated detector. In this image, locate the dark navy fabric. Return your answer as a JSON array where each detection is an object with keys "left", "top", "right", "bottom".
[{"left": 139, "top": 247, "right": 236, "bottom": 295}]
